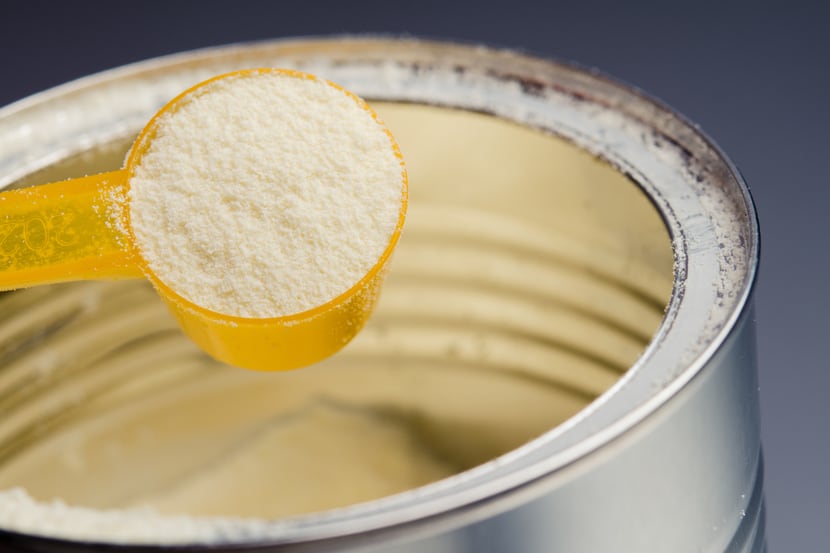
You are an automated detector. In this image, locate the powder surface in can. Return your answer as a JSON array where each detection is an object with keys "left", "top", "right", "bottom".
[{"left": 128, "top": 72, "right": 405, "bottom": 318}]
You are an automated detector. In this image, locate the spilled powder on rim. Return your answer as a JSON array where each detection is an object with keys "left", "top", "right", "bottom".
[{"left": 128, "top": 72, "right": 404, "bottom": 318}]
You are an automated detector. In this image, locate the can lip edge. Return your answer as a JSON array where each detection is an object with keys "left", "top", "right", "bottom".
[{"left": 0, "top": 35, "right": 760, "bottom": 547}]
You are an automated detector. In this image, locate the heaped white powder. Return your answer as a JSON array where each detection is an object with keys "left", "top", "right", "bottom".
[{"left": 128, "top": 71, "right": 404, "bottom": 318}]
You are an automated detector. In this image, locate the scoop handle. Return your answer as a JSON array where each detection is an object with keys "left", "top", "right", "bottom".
[{"left": 0, "top": 171, "right": 141, "bottom": 291}]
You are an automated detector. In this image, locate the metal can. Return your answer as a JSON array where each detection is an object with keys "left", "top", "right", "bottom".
[{"left": 0, "top": 38, "right": 762, "bottom": 552}]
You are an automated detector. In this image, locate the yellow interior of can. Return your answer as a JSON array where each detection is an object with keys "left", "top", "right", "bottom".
[{"left": 0, "top": 103, "right": 673, "bottom": 519}]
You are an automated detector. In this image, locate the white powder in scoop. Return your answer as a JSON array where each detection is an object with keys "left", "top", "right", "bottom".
[{"left": 128, "top": 72, "right": 405, "bottom": 318}]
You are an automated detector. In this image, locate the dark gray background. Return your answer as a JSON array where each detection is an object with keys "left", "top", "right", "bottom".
[{"left": 1, "top": 1, "right": 826, "bottom": 550}]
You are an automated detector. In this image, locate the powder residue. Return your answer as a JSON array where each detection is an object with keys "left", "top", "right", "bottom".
[
  {"left": 0, "top": 403, "right": 456, "bottom": 544},
  {"left": 0, "top": 488, "right": 273, "bottom": 544},
  {"left": 128, "top": 72, "right": 405, "bottom": 318}
]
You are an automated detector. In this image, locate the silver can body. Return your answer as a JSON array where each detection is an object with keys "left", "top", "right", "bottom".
[{"left": 0, "top": 38, "right": 762, "bottom": 552}]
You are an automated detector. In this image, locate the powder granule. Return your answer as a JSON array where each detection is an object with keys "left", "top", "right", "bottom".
[{"left": 128, "top": 72, "right": 405, "bottom": 318}]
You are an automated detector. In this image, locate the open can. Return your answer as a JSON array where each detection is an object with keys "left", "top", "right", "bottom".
[{"left": 0, "top": 38, "right": 763, "bottom": 552}]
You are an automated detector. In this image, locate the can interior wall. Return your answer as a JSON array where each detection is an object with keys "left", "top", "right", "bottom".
[{"left": 0, "top": 38, "right": 761, "bottom": 552}]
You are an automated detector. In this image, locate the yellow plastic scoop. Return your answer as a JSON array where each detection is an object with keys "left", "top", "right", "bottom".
[{"left": 0, "top": 69, "right": 407, "bottom": 371}]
